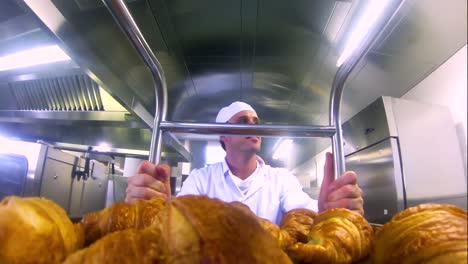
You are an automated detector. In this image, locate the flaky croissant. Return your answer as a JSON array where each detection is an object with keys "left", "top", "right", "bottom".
[
  {"left": 80, "top": 196, "right": 166, "bottom": 245},
  {"left": 156, "top": 195, "right": 292, "bottom": 263},
  {"left": 68, "top": 196, "right": 290, "bottom": 263},
  {"left": 64, "top": 228, "right": 162, "bottom": 264},
  {"left": 286, "top": 208, "right": 373, "bottom": 264},
  {"left": 228, "top": 201, "right": 297, "bottom": 250},
  {"left": 0, "top": 196, "right": 84, "bottom": 264},
  {"left": 280, "top": 208, "right": 317, "bottom": 245},
  {"left": 372, "top": 203, "right": 468, "bottom": 264}
]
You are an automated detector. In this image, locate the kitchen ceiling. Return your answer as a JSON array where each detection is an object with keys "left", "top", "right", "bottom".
[{"left": 0, "top": 0, "right": 466, "bottom": 167}]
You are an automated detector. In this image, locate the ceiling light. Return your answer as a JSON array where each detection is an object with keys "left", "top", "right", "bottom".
[
  {"left": 0, "top": 45, "right": 71, "bottom": 71},
  {"left": 272, "top": 139, "right": 293, "bottom": 160},
  {"left": 336, "top": 0, "right": 390, "bottom": 67},
  {"left": 94, "top": 142, "right": 112, "bottom": 152}
]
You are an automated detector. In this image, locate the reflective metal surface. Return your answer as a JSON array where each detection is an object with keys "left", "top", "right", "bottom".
[
  {"left": 8, "top": 74, "right": 104, "bottom": 111},
  {"left": 102, "top": 0, "right": 168, "bottom": 164},
  {"left": 0, "top": 153, "right": 28, "bottom": 199},
  {"left": 330, "top": 0, "right": 406, "bottom": 176},
  {"left": 0, "top": 122, "right": 152, "bottom": 150},
  {"left": 342, "top": 97, "right": 392, "bottom": 155},
  {"left": 0, "top": 0, "right": 465, "bottom": 166},
  {"left": 30, "top": 145, "right": 109, "bottom": 216},
  {"left": 100, "top": 0, "right": 407, "bottom": 176},
  {"left": 39, "top": 156, "right": 74, "bottom": 210},
  {"left": 37, "top": 140, "right": 190, "bottom": 163},
  {"left": 74, "top": 161, "right": 108, "bottom": 217},
  {"left": 21, "top": 0, "right": 156, "bottom": 126},
  {"left": 160, "top": 121, "right": 336, "bottom": 138},
  {"left": 18, "top": 0, "right": 353, "bottom": 125},
  {"left": 346, "top": 138, "right": 404, "bottom": 223},
  {"left": 342, "top": 0, "right": 467, "bottom": 122},
  {"left": 343, "top": 96, "right": 467, "bottom": 222},
  {"left": 0, "top": 110, "right": 138, "bottom": 126}
]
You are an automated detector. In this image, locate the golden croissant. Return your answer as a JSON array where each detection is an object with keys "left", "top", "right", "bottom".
[
  {"left": 80, "top": 196, "right": 166, "bottom": 245},
  {"left": 372, "top": 203, "right": 468, "bottom": 264},
  {"left": 67, "top": 195, "right": 291, "bottom": 263},
  {"left": 228, "top": 201, "right": 280, "bottom": 236},
  {"left": 156, "top": 195, "right": 292, "bottom": 263},
  {"left": 228, "top": 201, "right": 298, "bottom": 250},
  {"left": 280, "top": 208, "right": 317, "bottom": 246},
  {"left": 64, "top": 228, "right": 162, "bottom": 264},
  {"left": 0, "top": 196, "right": 84, "bottom": 264},
  {"left": 255, "top": 208, "right": 318, "bottom": 250},
  {"left": 286, "top": 208, "right": 373, "bottom": 264}
]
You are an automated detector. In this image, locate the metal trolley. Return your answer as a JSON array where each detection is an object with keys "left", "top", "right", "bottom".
[{"left": 100, "top": 0, "right": 406, "bottom": 179}]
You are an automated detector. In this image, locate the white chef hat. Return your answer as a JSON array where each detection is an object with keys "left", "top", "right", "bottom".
[{"left": 215, "top": 101, "right": 256, "bottom": 123}]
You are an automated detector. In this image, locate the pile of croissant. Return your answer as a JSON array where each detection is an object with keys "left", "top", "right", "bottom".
[{"left": 0, "top": 195, "right": 466, "bottom": 264}]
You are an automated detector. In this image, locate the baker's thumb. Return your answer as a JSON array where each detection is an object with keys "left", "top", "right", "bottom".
[
  {"left": 318, "top": 152, "right": 335, "bottom": 212},
  {"left": 322, "top": 152, "right": 335, "bottom": 191}
]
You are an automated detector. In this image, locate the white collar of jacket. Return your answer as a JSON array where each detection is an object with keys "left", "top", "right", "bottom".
[
  {"left": 221, "top": 155, "right": 266, "bottom": 199},
  {"left": 221, "top": 155, "right": 265, "bottom": 176}
]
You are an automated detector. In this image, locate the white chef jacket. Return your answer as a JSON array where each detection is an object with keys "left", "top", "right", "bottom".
[{"left": 177, "top": 156, "right": 318, "bottom": 224}]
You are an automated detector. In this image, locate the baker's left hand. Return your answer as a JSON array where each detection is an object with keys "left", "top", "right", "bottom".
[{"left": 318, "top": 152, "right": 364, "bottom": 215}]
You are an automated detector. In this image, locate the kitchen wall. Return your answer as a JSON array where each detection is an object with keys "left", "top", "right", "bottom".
[{"left": 402, "top": 45, "right": 467, "bottom": 177}]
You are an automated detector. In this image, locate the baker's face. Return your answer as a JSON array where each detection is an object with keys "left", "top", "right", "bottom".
[{"left": 221, "top": 110, "right": 262, "bottom": 154}]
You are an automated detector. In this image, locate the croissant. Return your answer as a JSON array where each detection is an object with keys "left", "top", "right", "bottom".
[
  {"left": 280, "top": 208, "right": 317, "bottom": 245},
  {"left": 156, "top": 195, "right": 292, "bottom": 263},
  {"left": 286, "top": 208, "right": 373, "bottom": 264},
  {"left": 67, "top": 196, "right": 290, "bottom": 263},
  {"left": 371, "top": 203, "right": 468, "bottom": 264},
  {"left": 64, "top": 228, "right": 162, "bottom": 264},
  {"left": 80, "top": 196, "right": 166, "bottom": 245},
  {"left": 228, "top": 201, "right": 296, "bottom": 250},
  {"left": 0, "top": 196, "right": 84, "bottom": 264}
]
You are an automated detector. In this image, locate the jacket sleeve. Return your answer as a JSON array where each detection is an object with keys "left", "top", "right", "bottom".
[
  {"left": 176, "top": 169, "right": 203, "bottom": 197},
  {"left": 279, "top": 169, "right": 319, "bottom": 213}
]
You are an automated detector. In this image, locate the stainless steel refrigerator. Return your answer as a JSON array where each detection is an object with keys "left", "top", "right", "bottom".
[{"left": 343, "top": 96, "right": 467, "bottom": 224}]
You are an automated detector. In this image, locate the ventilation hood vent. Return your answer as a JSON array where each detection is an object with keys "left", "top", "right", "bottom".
[{"left": 9, "top": 74, "right": 104, "bottom": 111}]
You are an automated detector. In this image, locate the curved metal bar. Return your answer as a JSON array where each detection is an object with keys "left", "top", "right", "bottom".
[
  {"left": 102, "top": 0, "right": 168, "bottom": 164},
  {"left": 160, "top": 121, "right": 336, "bottom": 138},
  {"left": 329, "top": 0, "right": 406, "bottom": 178}
]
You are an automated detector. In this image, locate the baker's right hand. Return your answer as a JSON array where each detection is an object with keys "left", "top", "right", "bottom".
[{"left": 125, "top": 161, "right": 171, "bottom": 204}]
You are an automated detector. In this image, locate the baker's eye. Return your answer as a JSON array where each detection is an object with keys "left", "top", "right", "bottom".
[
  {"left": 237, "top": 117, "right": 248, "bottom": 124},
  {"left": 233, "top": 116, "right": 259, "bottom": 124}
]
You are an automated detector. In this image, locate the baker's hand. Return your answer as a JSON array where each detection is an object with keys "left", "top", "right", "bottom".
[
  {"left": 125, "top": 161, "right": 171, "bottom": 204},
  {"left": 318, "top": 152, "right": 364, "bottom": 215}
]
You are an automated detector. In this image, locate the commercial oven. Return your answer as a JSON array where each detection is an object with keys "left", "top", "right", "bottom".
[{"left": 0, "top": 142, "right": 108, "bottom": 218}]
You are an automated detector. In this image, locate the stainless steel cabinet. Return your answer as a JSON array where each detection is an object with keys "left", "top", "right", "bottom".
[
  {"left": 33, "top": 146, "right": 108, "bottom": 218},
  {"left": 343, "top": 96, "right": 467, "bottom": 223},
  {"left": 40, "top": 158, "right": 74, "bottom": 211},
  {"left": 346, "top": 138, "right": 405, "bottom": 223}
]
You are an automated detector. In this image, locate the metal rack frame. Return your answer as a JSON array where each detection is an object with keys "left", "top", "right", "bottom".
[{"left": 103, "top": 0, "right": 406, "bottom": 178}]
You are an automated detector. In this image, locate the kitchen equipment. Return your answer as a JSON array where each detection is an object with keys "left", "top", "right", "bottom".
[
  {"left": 8, "top": 143, "right": 110, "bottom": 218},
  {"left": 0, "top": 153, "right": 28, "bottom": 200},
  {"left": 343, "top": 96, "right": 467, "bottom": 223}
]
